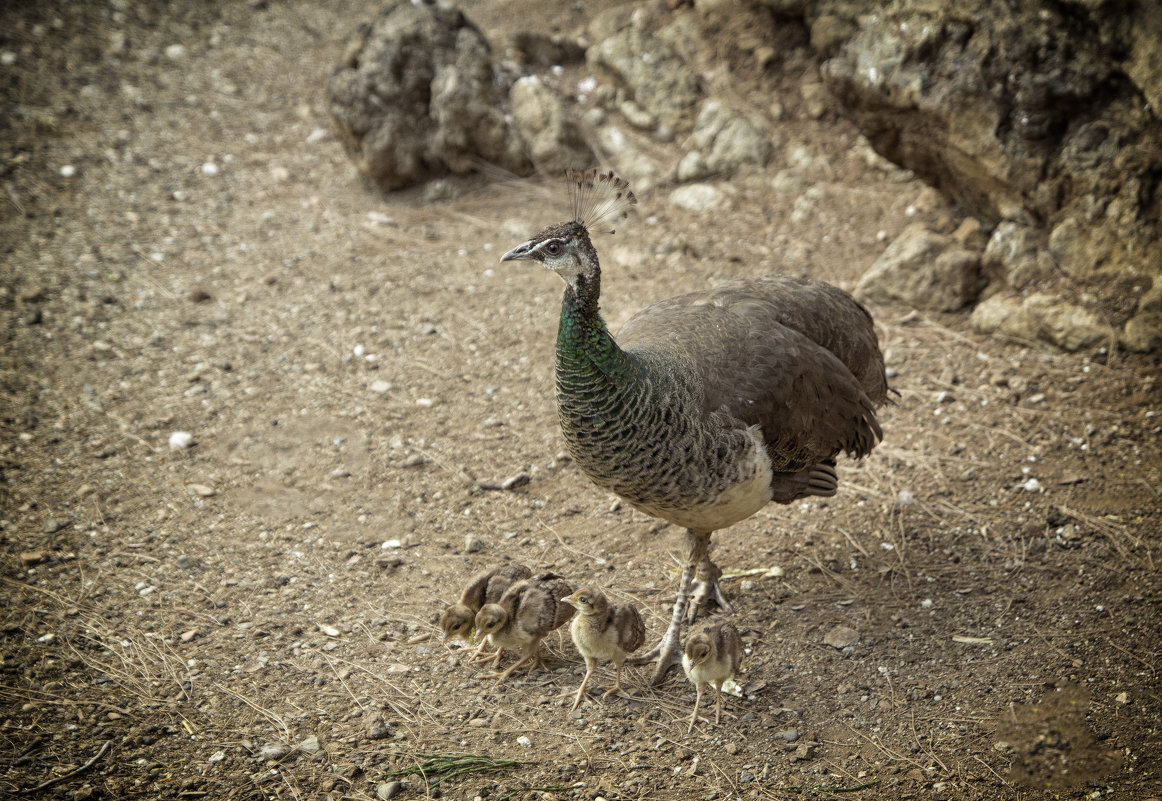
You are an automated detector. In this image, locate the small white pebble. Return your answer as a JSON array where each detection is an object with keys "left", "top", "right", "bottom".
[
  {"left": 165, "top": 43, "right": 187, "bottom": 59},
  {"left": 1, "top": 51, "right": 17, "bottom": 66},
  {"left": 168, "top": 431, "right": 193, "bottom": 450},
  {"left": 59, "top": 164, "right": 77, "bottom": 178},
  {"left": 1021, "top": 478, "right": 1042, "bottom": 492},
  {"left": 353, "top": 344, "right": 365, "bottom": 357},
  {"left": 897, "top": 489, "right": 915, "bottom": 506},
  {"left": 578, "top": 76, "right": 597, "bottom": 93},
  {"left": 921, "top": 598, "right": 934, "bottom": 609},
  {"left": 201, "top": 162, "right": 220, "bottom": 176},
  {"left": 381, "top": 539, "right": 402, "bottom": 549},
  {"left": 415, "top": 398, "right": 434, "bottom": 408},
  {"left": 516, "top": 735, "right": 532, "bottom": 748}
]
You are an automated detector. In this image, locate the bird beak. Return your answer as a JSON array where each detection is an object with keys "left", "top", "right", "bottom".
[
  {"left": 500, "top": 240, "right": 534, "bottom": 263},
  {"left": 560, "top": 594, "right": 576, "bottom": 605}
]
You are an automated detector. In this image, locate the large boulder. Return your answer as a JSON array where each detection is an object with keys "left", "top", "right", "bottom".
[{"left": 326, "top": 1, "right": 530, "bottom": 191}]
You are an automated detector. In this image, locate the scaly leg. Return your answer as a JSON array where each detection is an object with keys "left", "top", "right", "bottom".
[
  {"left": 686, "top": 552, "right": 734, "bottom": 624},
  {"left": 713, "top": 682, "right": 725, "bottom": 725},
  {"left": 629, "top": 529, "right": 710, "bottom": 685}
]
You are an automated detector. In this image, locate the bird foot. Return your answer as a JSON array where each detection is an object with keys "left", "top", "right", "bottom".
[
  {"left": 485, "top": 655, "right": 534, "bottom": 684},
  {"left": 628, "top": 636, "right": 683, "bottom": 686},
  {"left": 686, "top": 559, "right": 734, "bottom": 624},
  {"left": 467, "top": 649, "right": 501, "bottom": 664}
]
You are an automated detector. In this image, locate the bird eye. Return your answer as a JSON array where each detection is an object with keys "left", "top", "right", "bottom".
[{"left": 545, "top": 241, "right": 561, "bottom": 255}]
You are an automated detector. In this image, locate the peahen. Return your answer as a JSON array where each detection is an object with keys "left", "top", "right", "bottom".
[{"left": 500, "top": 170, "right": 888, "bottom": 683}]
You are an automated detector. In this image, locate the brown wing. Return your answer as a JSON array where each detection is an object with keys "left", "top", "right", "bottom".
[
  {"left": 611, "top": 602, "right": 646, "bottom": 653},
  {"left": 459, "top": 562, "right": 533, "bottom": 610},
  {"left": 618, "top": 276, "right": 886, "bottom": 471}
]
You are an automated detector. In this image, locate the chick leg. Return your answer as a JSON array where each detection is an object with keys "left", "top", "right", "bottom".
[
  {"left": 489, "top": 653, "right": 533, "bottom": 684},
  {"left": 468, "top": 638, "right": 506, "bottom": 664},
  {"left": 629, "top": 529, "right": 708, "bottom": 685},
  {"left": 601, "top": 661, "right": 627, "bottom": 699},
  {"left": 713, "top": 681, "right": 725, "bottom": 725},
  {"left": 567, "top": 658, "right": 596, "bottom": 712},
  {"left": 687, "top": 683, "right": 704, "bottom": 734}
]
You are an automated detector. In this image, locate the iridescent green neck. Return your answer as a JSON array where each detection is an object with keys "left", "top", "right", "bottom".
[{"left": 556, "top": 274, "right": 633, "bottom": 382}]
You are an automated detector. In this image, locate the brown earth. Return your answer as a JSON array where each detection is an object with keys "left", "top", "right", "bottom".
[{"left": 2, "top": 2, "right": 1160, "bottom": 800}]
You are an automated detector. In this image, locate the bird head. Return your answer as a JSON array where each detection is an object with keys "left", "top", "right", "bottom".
[
  {"left": 500, "top": 170, "right": 636, "bottom": 296},
  {"left": 684, "top": 633, "right": 713, "bottom": 667},
  {"left": 438, "top": 604, "right": 475, "bottom": 641},
  {"left": 500, "top": 221, "right": 596, "bottom": 291},
  {"left": 474, "top": 603, "right": 509, "bottom": 636},
  {"left": 561, "top": 586, "right": 608, "bottom": 616}
]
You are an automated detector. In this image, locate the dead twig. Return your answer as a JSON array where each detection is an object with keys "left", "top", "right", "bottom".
[{"left": 17, "top": 739, "right": 112, "bottom": 795}]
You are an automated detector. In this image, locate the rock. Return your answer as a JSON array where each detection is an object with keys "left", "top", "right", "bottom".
[
  {"left": 669, "top": 183, "right": 725, "bottom": 214},
  {"left": 823, "top": 625, "right": 859, "bottom": 649},
  {"left": 369, "top": 380, "right": 392, "bottom": 394},
  {"left": 854, "top": 223, "right": 983, "bottom": 312},
  {"left": 463, "top": 534, "right": 484, "bottom": 553},
  {"left": 776, "top": 729, "right": 800, "bottom": 742},
  {"left": 298, "top": 735, "right": 321, "bottom": 755},
  {"left": 1123, "top": 313, "right": 1162, "bottom": 352},
  {"left": 366, "top": 715, "right": 391, "bottom": 740},
  {"left": 594, "top": 125, "right": 665, "bottom": 187},
  {"left": 799, "top": 82, "right": 830, "bottom": 119},
  {"left": 971, "top": 293, "right": 1037, "bottom": 342},
  {"left": 790, "top": 742, "right": 817, "bottom": 761},
  {"left": 587, "top": 26, "right": 700, "bottom": 130},
  {"left": 509, "top": 76, "right": 594, "bottom": 174},
  {"left": 168, "top": 431, "right": 193, "bottom": 450},
  {"left": 188, "top": 484, "right": 216, "bottom": 497},
  {"left": 1024, "top": 295, "right": 1113, "bottom": 352},
  {"left": 327, "top": 2, "right": 530, "bottom": 191},
  {"left": 20, "top": 551, "right": 46, "bottom": 567},
  {"left": 42, "top": 519, "right": 64, "bottom": 534},
  {"left": 982, "top": 221, "right": 1051, "bottom": 290},
  {"left": 685, "top": 101, "right": 772, "bottom": 177},
  {"left": 676, "top": 151, "right": 710, "bottom": 183},
  {"left": 377, "top": 781, "right": 403, "bottom": 800},
  {"left": 971, "top": 293, "right": 1114, "bottom": 351}
]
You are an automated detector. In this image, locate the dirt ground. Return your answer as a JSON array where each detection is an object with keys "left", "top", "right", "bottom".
[{"left": 2, "top": 1, "right": 1161, "bottom": 800}]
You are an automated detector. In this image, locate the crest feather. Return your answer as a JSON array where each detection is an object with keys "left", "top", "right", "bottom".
[{"left": 566, "top": 169, "right": 637, "bottom": 235}]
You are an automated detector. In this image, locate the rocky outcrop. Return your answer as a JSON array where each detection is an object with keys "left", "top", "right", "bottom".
[
  {"left": 326, "top": 1, "right": 530, "bottom": 191},
  {"left": 815, "top": 0, "right": 1161, "bottom": 350}
]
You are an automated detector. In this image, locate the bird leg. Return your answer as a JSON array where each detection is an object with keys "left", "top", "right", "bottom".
[
  {"left": 713, "top": 681, "right": 725, "bottom": 725},
  {"left": 686, "top": 552, "right": 734, "bottom": 624},
  {"left": 628, "top": 529, "right": 708, "bottom": 685},
  {"left": 565, "top": 660, "right": 596, "bottom": 711},
  {"left": 687, "top": 683, "right": 704, "bottom": 734},
  {"left": 467, "top": 638, "right": 505, "bottom": 664},
  {"left": 601, "top": 662, "right": 627, "bottom": 699}
]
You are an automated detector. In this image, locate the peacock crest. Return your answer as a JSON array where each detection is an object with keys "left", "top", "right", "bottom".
[{"left": 566, "top": 169, "right": 637, "bottom": 235}]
